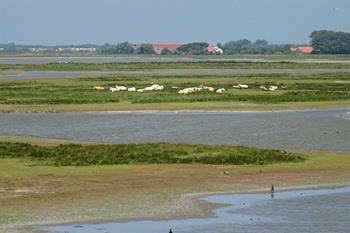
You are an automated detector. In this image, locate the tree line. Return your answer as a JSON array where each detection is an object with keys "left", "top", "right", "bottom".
[
  {"left": 100, "top": 42, "right": 211, "bottom": 55},
  {"left": 101, "top": 30, "right": 350, "bottom": 55},
  {"left": 99, "top": 41, "right": 293, "bottom": 55},
  {"left": 1, "top": 30, "right": 350, "bottom": 54},
  {"left": 310, "top": 30, "right": 350, "bottom": 54}
]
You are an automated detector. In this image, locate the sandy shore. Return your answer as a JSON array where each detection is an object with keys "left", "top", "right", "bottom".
[
  {"left": 3, "top": 182, "right": 349, "bottom": 233},
  {"left": 1, "top": 136, "right": 349, "bottom": 233},
  {"left": 1, "top": 105, "right": 350, "bottom": 114},
  {"left": 1, "top": 100, "right": 349, "bottom": 113}
]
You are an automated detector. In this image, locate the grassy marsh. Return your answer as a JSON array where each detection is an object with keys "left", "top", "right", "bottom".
[
  {"left": 2, "top": 60, "right": 350, "bottom": 72},
  {"left": 0, "top": 141, "right": 304, "bottom": 166},
  {"left": 0, "top": 72, "right": 349, "bottom": 110},
  {"left": 0, "top": 144, "right": 349, "bottom": 228}
]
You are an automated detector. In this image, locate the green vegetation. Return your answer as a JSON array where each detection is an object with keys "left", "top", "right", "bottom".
[
  {"left": 311, "top": 30, "right": 350, "bottom": 54},
  {"left": 100, "top": 42, "right": 134, "bottom": 54},
  {"left": 222, "top": 39, "right": 291, "bottom": 54},
  {"left": 2, "top": 60, "right": 350, "bottom": 72},
  {"left": 160, "top": 48, "right": 173, "bottom": 55},
  {"left": 136, "top": 43, "right": 156, "bottom": 54},
  {"left": 0, "top": 72, "right": 349, "bottom": 106},
  {"left": 2, "top": 29, "right": 350, "bottom": 55},
  {"left": 176, "top": 42, "right": 210, "bottom": 55},
  {"left": 0, "top": 141, "right": 305, "bottom": 166}
]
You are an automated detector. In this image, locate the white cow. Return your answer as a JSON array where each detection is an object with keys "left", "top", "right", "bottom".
[
  {"left": 137, "top": 89, "right": 145, "bottom": 93},
  {"left": 155, "top": 85, "right": 164, "bottom": 91},
  {"left": 109, "top": 87, "right": 118, "bottom": 92},
  {"left": 178, "top": 87, "right": 195, "bottom": 94},
  {"left": 202, "top": 86, "right": 215, "bottom": 92},
  {"left": 115, "top": 85, "right": 127, "bottom": 91},
  {"left": 233, "top": 84, "right": 249, "bottom": 89},
  {"left": 178, "top": 87, "right": 202, "bottom": 94},
  {"left": 128, "top": 87, "right": 136, "bottom": 92},
  {"left": 216, "top": 88, "right": 226, "bottom": 94},
  {"left": 260, "top": 85, "right": 268, "bottom": 91},
  {"left": 269, "top": 85, "right": 278, "bottom": 91},
  {"left": 178, "top": 88, "right": 193, "bottom": 94},
  {"left": 144, "top": 84, "right": 164, "bottom": 91}
]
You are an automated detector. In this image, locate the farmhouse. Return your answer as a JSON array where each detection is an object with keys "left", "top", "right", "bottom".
[
  {"left": 132, "top": 44, "right": 182, "bottom": 54},
  {"left": 152, "top": 44, "right": 182, "bottom": 54},
  {"left": 290, "top": 46, "right": 314, "bottom": 54},
  {"left": 132, "top": 43, "right": 224, "bottom": 54},
  {"left": 207, "top": 46, "right": 224, "bottom": 54},
  {"left": 56, "top": 47, "right": 96, "bottom": 52}
]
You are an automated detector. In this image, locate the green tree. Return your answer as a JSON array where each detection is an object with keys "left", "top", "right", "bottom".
[
  {"left": 222, "top": 39, "right": 251, "bottom": 54},
  {"left": 176, "top": 42, "right": 209, "bottom": 55},
  {"left": 222, "top": 39, "right": 290, "bottom": 54},
  {"left": 114, "top": 42, "right": 134, "bottom": 54},
  {"left": 310, "top": 30, "right": 350, "bottom": 54},
  {"left": 137, "top": 44, "right": 156, "bottom": 54},
  {"left": 100, "top": 42, "right": 134, "bottom": 54},
  {"left": 160, "top": 48, "right": 173, "bottom": 55},
  {"left": 255, "top": 40, "right": 268, "bottom": 47}
]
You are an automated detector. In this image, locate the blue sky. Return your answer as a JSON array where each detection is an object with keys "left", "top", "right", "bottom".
[{"left": 0, "top": 0, "right": 349, "bottom": 45}]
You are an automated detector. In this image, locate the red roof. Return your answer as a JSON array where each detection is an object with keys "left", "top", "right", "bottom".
[
  {"left": 290, "top": 46, "right": 314, "bottom": 54},
  {"left": 207, "top": 46, "right": 217, "bottom": 53},
  {"left": 298, "top": 46, "right": 314, "bottom": 54},
  {"left": 132, "top": 44, "right": 182, "bottom": 52},
  {"left": 153, "top": 44, "right": 182, "bottom": 52},
  {"left": 290, "top": 47, "right": 298, "bottom": 53}
]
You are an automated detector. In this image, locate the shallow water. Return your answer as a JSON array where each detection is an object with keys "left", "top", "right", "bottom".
[
  {"left": 43, "top": 187, "right": 350, "bottom": 233},
  {"left": 0, "top": 71, "right": 111, "bottom": 80},
  {"left": 0, "top": 109, "right": 349, "bottom": 151},
  {"left": 2, "top": 68, "right": 350, "bottom": 81},
  {"left": 0, "top": 56, "right": 197, "bottom": 64}
]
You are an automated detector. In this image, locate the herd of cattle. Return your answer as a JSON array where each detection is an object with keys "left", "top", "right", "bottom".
[{"left": 93, "top": 83, "right": 280, "bottom": 94}]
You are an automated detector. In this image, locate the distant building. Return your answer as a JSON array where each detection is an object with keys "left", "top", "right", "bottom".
[
  {"left": 207, "top": 46, "right": 223, "bottom": 54},
  {"left": 132, "top": 44, "right": 182, "bottom": 54},
  {"left": 290, "top": 46, "right": 314, "bottom": 54},
  {"left": 56, "top": 47, "right": 96, "bottom": 52},
  {"left": 132, "top": 43, "right": 224, "bottom": 55},
  {"left": 29, "top": 48, "right": 49, "bottom": 52},
  {"left": 153, "top": 44, "right": 182, "bottom": 54}
]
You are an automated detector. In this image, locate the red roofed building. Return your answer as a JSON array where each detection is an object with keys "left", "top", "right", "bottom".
[
  {"left": 153, "top": 44, "right": 182, "bottom": 54},
  {"left": 132, "top": 44, "right": 182, "bottom": 54},
  {"left": 207, "top": 45, "right": 223, "bottom": 54},
  {"left": 290, "top": 46, "right": 314, "bottom": 54},
  {"left": 290, "top": 47, "right": 299, "bottom": 53}
]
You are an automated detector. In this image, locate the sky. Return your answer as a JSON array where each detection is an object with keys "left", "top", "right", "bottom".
[{"left": 0, "top": 0, "right": 349, "bottom": 45}]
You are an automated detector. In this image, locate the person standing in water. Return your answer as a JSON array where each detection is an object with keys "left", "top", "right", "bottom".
[{"left": 270, "top": 184, "right": 275, "bottom": 198}]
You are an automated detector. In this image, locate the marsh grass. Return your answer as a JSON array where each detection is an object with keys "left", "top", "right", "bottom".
[
  {"left": 0, "top": 141, "right": 305, "bottom": 166},
  {"left": 0, "top": 72, "right": 349, "bottom": 105},
  {"left": 2, "top": 61, "right": 350, "bottom": 72}
]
